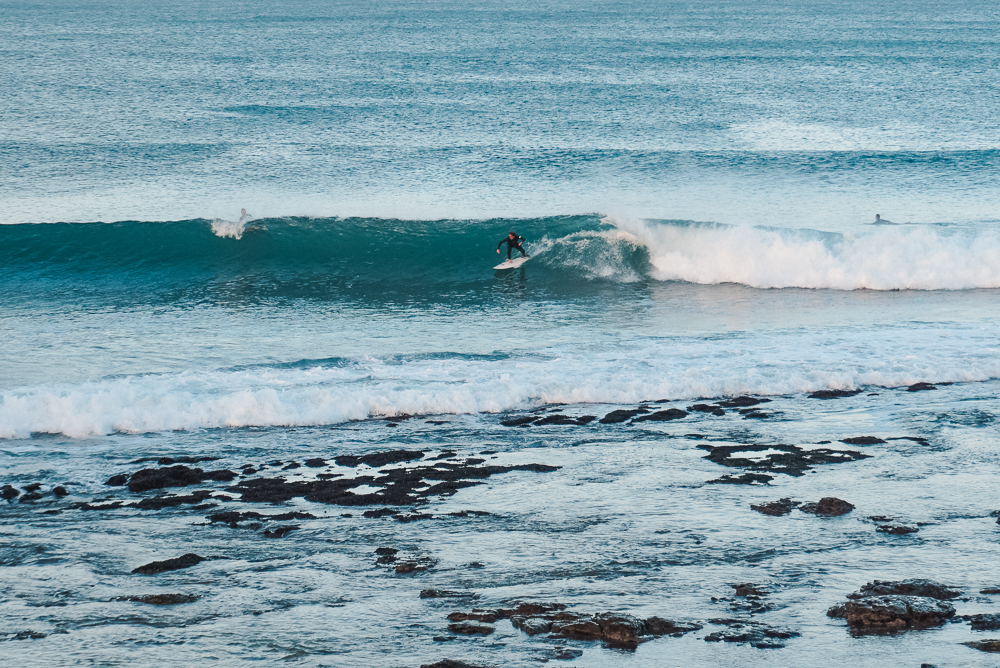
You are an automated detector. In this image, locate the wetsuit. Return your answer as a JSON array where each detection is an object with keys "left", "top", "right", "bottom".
[{"left": 497, "top": 234, "right": 528, "bottom": 260}]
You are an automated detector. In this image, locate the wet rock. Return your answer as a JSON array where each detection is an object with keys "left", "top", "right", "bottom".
[
  {"left": 155, "top": 456, "right": 220, "bottom": 465},
  {"left": 1, "top": 485, "right": 19, "bottom": 500},
  {"left": 703, "top": 619, "right": 798, "bottom": 648},
  {"left": 600, "top": 408, "right": 649, "bottom": 423},
  {"left": 552, "top": 612, "right": 647, "bottom": 646},
  {"left": 700, "top": 443, "right": 869, "bottom": 478},
  {"left": 708, "top": 473, "right": 774, "bottom": 485},
  {"left": 742, "top": 411, "right": 770, "bottom": 419},
  {"left": 20, "top": 492, "right": 43, "bottom": 502},
  {"left": 496, "top": 602, "right": 567, "bottom": 618},
  {"left": 263, "top": 525, "right": 298, "bottom": 538},
  {"left": 799, "top": 497, "right": 854, "bottom": 516},
  {"left": 633, "top": 408, "right": 688, "bottom": 422},
  {"left": 23, "top": 483, "right": 41, "bottom": 493},
  {"left": 512, "top": 617, "right": 555, "bottom": 635},
  {"left": 375, "top": 547, "right": 398, "bottom": 555},
  {"left": 964, "top": 613, "right": 1000, "bottom": 630},
  {"left": 132, "top": 553, "right": 205, "bottom": 575},
  {"left": 962, "top": 639, "right": 1000, "bottom": 652},
  {"left": 395, "top": 562, "right": 427, "bottom": 574},
  {"left": 841, "top": 436, "right": 886, "bottom": 445},
  {"left": 420, "top": 589, "right": 478, "bottom": 599},
  {"left": 282, "top": 461, "right": 301, "bottom": 470},
  {"left": 105, "top": 474, "right": 128, "bottom": 486},
  {"left": 446, "top": 510, "right": 491, "bottom": 518},
  {"left": 849, "top": 579, "right": 961, "bottom": 600},
  {"left": 114, "top": 593, "right": 199, "bottom": 605},
  {"left": 717, "top": 396, "right": 771, "bottom": 408},
  {"left": 395, "top": 513, "right": 434, "bottom": 523},
  {"left": 333, "top": 449, "right": 425, "bottom": 468},
  {"left": 532, "top": 414, "right": 596, "bottom": 426},
  {"left": 303, "top": 458, "right": 327, "bottom": 467},
  {"left": 751, "top": 498, "right": 798, "bottom": 516},
  {"left": 687, "top": 404, "right": 726, "bottom": 416},
  {"left": 52, "top": 486, "right": 69, "bottom": 497},
  {"left": 127, "top": 465, "right": 237, "bottom": 493},
  {"left": 809, "top": 389, "right": 862, "bottom": 399},
  {"left": 644, "top": 617, "right": 702, "bottom": 636},
  {"left": 447, "top": 612, "right": 497, "bottom": 623},
  {"left": 907, "top": 382, "right": 937, "bottom": 392},
  {"left": 501, "top": 416, "right": 537, "bottom": 426},
  {"left": 420, "top": 661, "right": 489, "bottom": 668},
  {"left": 447, "top": 622, "right": 493, "bottom": 635},
  {"left": 876, "top": 525, "right": 919, "bottom": 535},
  {"left": 732, "top": 583, "right": 767, "bottom": 597},
  {"left": 384, "top": 413, "right": 414, "bottom": 423},
  {"left": 830, "top": 596, "right": 955, "bottom": 631},
  {"left": 534, "top": 647, "right": 583, "bottom": 661},
  {"left": 981, "top": 588, "right": 1000, "bottom": 594},
  {"left": 6, "top": 631, "right": 47, "bottom": 640},
  {"left": 364, "top": 509, "right": 397, "bottom": 518}
]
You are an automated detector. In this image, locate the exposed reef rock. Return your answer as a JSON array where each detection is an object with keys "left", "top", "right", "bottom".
[
  {"left": 704, "top": 619, "right": 799, "bottom": 648},
  {"left": 717, "top": 396, "right": 771, "bottom": 408},
  {"left": 828, "top": 580, "right": 960, "bottom": 632},
  {"left": 841, "top": 436, "right": 886, "bottom": 445},
  {"left": 599, "top": 408, "right": 649, "bottom": 423},
  {"left": 699, "top": 443, "right": 870, "bottom": 478},
  {"left": 132, "top": 553, "right": 205, "bottom": 575},
  {"left": 809, "top": 389, "right": 862, "bottom": 399},
  {"left": 114, "top": 593, "right": 199, "bottom": 605},
  {"left": 907, "top": 383, "right": 937, "bottom": 392},
  {"left": 633, "top": 408, "right": 688, "bottom": 422},
  {"left": 799, "top": 497, "right": 854, "bottom": 516},
  {"left": 964, "top": 613, "right": 1000, "bottom": 630},
  {"left": 876, "top": 525, "right": 919, "bottom": 535},
  {"left": 1, "top": 485, "right": 21, "bottom": 500},
  {"left": 751, "top": 498, "right": 799, "bottom": 516},
  {"left": 963, "top": 640, "right": 1000, "bottom": 652},
  {"left": 120, "top": 465, "right": 238, "bottom": 493}
]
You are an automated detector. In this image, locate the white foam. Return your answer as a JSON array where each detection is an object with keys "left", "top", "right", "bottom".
[
  {"left": 604, "top": 216, "right": 1000, "bottom": 290},
  {"left": 210, "top": 217, "right": 249, "bottom": 239}
]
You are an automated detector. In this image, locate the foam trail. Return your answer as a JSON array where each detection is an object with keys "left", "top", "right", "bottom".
[
  {"left": 210, "top": 217, "right": 249, "bottom": 239},
  {"left": 607, "top": 216, "right": 1000, "bottom": 290}
]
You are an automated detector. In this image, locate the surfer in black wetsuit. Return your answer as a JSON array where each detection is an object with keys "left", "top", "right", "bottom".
[{"left": 497, "top": 231, "right": 529, "bottom": 261}]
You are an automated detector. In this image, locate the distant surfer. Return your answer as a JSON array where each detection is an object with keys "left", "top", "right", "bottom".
[
  {"left": 873, "top": 213, "right": 893, "bottom": 225},
  {"left": 239, "top": 208, "right": 253, "bottom": 225},
  {"left": 497, "top": 231, "right": 529, "bottom": 262}
]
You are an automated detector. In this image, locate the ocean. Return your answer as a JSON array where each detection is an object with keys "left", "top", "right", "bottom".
[{"left": 2, "top": 1, "right": 999, "bottom": 666}]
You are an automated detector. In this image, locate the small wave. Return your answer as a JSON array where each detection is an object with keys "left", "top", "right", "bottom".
[{"left": 210, "top": 217, "right": 250, "bottom": 239}]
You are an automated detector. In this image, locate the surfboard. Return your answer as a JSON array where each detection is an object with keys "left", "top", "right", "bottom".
[{"left": 494, "top": 256, "right": 530, "bottom": 270}]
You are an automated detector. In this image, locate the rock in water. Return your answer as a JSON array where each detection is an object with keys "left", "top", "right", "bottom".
[
  {"left": 114, "top": 593, "right": 199, "bottom": 605},
  {"left": 132, "top": 553, "right": 205, "bottom": 575},
  {"left": 447, "top": 622, "right": 493, "bottom": 635},
  {"left": 962, "top": 640, "right": 1000, "bottom": 652},
  {"left": 833, "top": 596, "right": 955, "bottom": 630},
  {"left": 644, "top": 617, "right": 702, "bottom": 636},
  {"left": 799, "top": 497, "right": 854, "bottom": 516},
  {"left": 551, "top": 612, "right": 646, "bottom": 645},
  {"left": 850, "top": 579, "right": 961, "bottom": 600},
  {"left": 420, "top": 661, "right": 490, "bottom": 668},
  {"left": 633, "top": 409, "right": 688, "bottom": 422},
  {"left": 965, "top": 613, "right": 1000, "bottom": 630},
  {"left": 751, "top": 498, "right": 798, "bottom": 516}
]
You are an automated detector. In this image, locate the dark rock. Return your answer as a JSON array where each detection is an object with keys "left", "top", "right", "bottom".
[
  {"left": 834, "top": 595, "right": 955, "bottom": 630},
  {"left": 155, "top": 456, "right": 220, "bottom": 465},
  {"left": 716, "top": 396, "right": 771, "bottom": 408},
  {"left": 600, "top": 408, "right": 649, "bottom": 423},
  {"left": 447, "top": 612, "right": 497, "bottom": 623},
  {"left": 23, "top": 483, "right": 41, "bottom": 493},
  {"left": 907, "top": 382, "right": 937, "bottom": 392},
  {"left": 633, "top": 408, "right": 688, "bottom": 422},
  {"left": 703, "top": 619, "right": 798, "bottom": 648},
  {"left": 850, "top": 580, "right": 961, "bottom": 600},
  {"left": 395, "top": 562, "right": 426, "bottom": 574},
  {"left": 282, "top": 462, "right": 301, "bottom": 470},
  {"left": 868, "top": 516, "right": 895, "bottom": 522},
  {"left": 105, "top": 474, "right": 128, "bottom": 486},
  {"left": 11, "top": 631, "right": 47, "bottom": 640},
  {"left": 446, "top": 510, "right": 491, "bottom": 517},
  {"left": 19, "top": 492, "right": 43, "bottom": 502},
  {"left": 751, "top": 498, "right": 798, "bottom": 516},
  {"left": 708, "top": 473, "right": 773, "bottom": 485},
  {"left": 965, "top": 613, "right": 1000, "bottom": 630},
  {"left": 384, "top": 414, "right": 414, "bottom": 423},
  {"left": 841, "top": 436, "right": 886, "bottom": 445},
  {"left": 534, "top": 648, "right": 584, "bottom": 661},
  {"left": 809, "top": 389, "right": 862, "bottom": 399},
  {"left": 552, "top": 612, "right": 647, "bottom": 645},
  {"left": 742, "top": 411, "right": 769, "bottom": 419},
  {"left": 981, "top": 588, "right": 1000, "bottom": 594},
  {"left": 876, "top": 525, "right": 919, "bottom": 535},
  {"left": 431, "top": 636, "right": 455, "bottom": 642},
  {"left": 133, "top": 489, "right": 215, "bottom": 510},
  {"left": 687, "top": 404, "right": 725, "bottom": 415},
  {"left": 962, "top": 640, "right": 1000, "bottom": 652},
  {"left": 1, "top": 485, "right": 20, "bottom": 500},
  {"left": 333, "top": 449, "right": 425, "bottom": 468},
  {"left": 500, "top": 416, "right": 536, "bottom": 426},
  {"left": 799, "top": 497, "right": 854, "bottom": 516},
  {"left": 132, "top": 553, "right": 205, "bottom": 575},
  {"left": 114, "top": 593, "right": 199, "bottom": 605},
  {"left": 395, "top": 513, "right": 434, "bottom": 523},
  {"left": 699, "top": 443, "right": 870, "bottom": 478},
  {"left": 127, "top": 465, "right": 237, "bottom": 493},
  {"left": 375, "top": 547, "right": 398, "bottom": 556},
  {"left": 420, "top": 590, "right": 478, "bottom": 599},
  {"left": 52, "top": 486, "right": 69, "bottom": 497},
  {"left": 262, "top": 525, "right": 298, "bottom": 538},
  {"left": 447, "top": 622, "right": 493, "bottom": 635},
  {"left": 644, "top": 617, "right": 702, "bottom": 636},
  {"left": 364, "top": 509, "right": 398, "bottom": 518},
  {"left": 732, "top": 583, "right": 766, "bottom": 597},
  {"left": 496, "top": 602, "right": 567, "bottom": 619},
  {"left": 420, "top": 661, "right": 489, "bottom": 668},
  {"left": 303, "top": 458, "right": 326, "bottom": 467},
  {"left": 376, "top": 555, "right": 397, "bottom": 564},
  {"left": 512, "top": 617, "right": 555, "bottom": 635}
]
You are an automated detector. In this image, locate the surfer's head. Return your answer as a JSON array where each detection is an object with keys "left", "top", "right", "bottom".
[
  {"left": 508, "top": 231, "right": 516, "bottom": 238},
  {"left": 875, "top": 214, "right": 880, "bottom": 220}
]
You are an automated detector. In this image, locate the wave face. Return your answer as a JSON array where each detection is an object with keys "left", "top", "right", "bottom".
[{"left": 4, "top": 216, "right": 1000, "bottom": 295}]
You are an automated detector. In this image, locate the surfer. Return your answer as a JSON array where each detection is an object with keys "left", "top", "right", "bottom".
[
  {"left": 873, "top": 214, "right": 893, "bottom": 225},
  {"left": 239, "top": 208, "right": 253, "bottom": 224},
  {"left": 497, "top": 231, "right": 529, "bottom": 261}
]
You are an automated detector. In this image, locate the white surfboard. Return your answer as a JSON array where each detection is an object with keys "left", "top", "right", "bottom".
[{"left": 494, "top": 256, "right": 530, "bottom": 270}]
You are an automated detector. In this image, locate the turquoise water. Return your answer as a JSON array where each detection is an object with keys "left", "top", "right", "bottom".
[{"left": 2, "top": 1, "right": 1000, "bottom": 666}]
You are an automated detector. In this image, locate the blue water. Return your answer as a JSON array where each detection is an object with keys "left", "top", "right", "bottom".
[{"left": 2, "top": 1, "right": 1000, "bottom": 666}]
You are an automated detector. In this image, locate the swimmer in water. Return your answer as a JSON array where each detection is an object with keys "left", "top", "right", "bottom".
[{"left": 239, "top": 208, "right": 253, "bottom": 224}]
